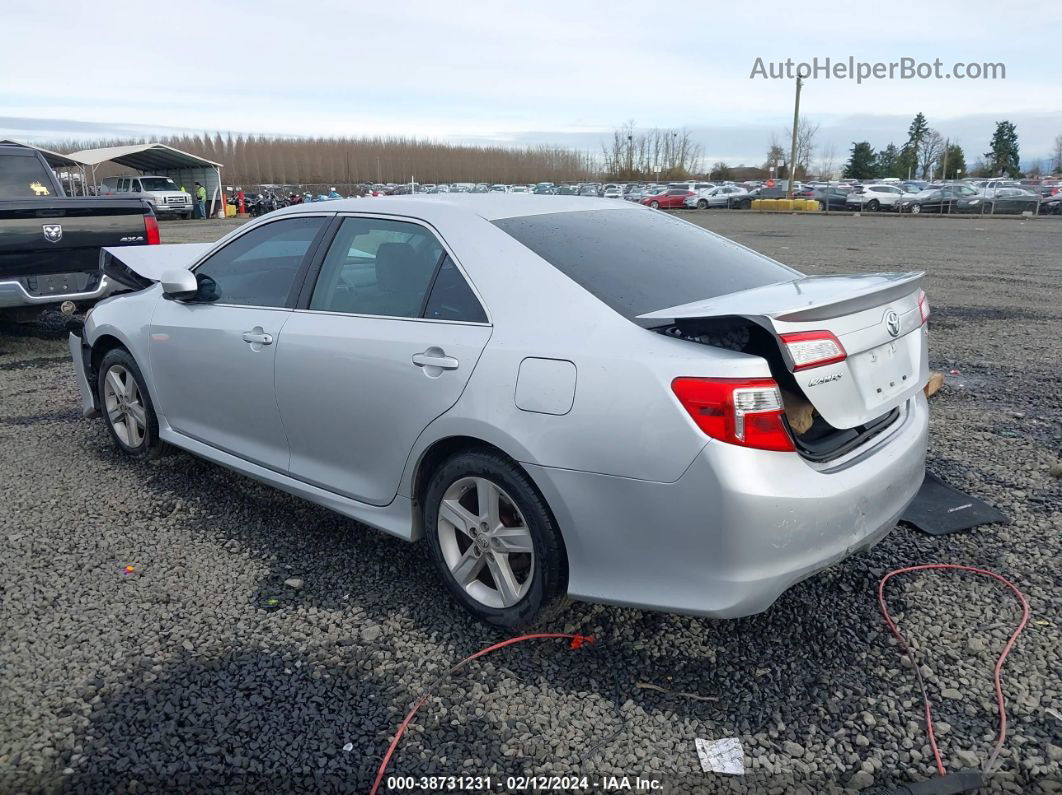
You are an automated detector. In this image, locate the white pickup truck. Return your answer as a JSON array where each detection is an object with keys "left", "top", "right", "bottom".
[{"left": 99, "top": 175, "right": 193, "bottom": 219}]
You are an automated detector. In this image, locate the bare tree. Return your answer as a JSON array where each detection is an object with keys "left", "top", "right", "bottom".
[
  {"left": 919, "top": 130, "right": 945, "bottom": 179},
  {"left": 781, "top": 120, "right": 819, "bottom": 178},
  {"left": 816, "top": 142, "right": 838, "bottom": 181},
  {"left": 1053, "top": 133, "right": 1062, "bottom": 175}
]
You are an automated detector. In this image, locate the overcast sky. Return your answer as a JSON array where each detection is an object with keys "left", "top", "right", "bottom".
[{"left": 3, "top": 1, "right": 1060, "bottom": 167}]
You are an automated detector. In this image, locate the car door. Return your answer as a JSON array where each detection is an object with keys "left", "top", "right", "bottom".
[
  {"left": 149, "top": 214, "right": 331, "bottom": 470},
  {"left": 274, "top": 214, "right": 491, "bottom": 505}
]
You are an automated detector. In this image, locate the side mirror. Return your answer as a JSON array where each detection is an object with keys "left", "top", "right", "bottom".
[{"left": 160, "top": 269, "right": 198, "bottom": 300}]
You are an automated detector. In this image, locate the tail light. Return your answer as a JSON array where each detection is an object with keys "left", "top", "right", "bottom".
[
  {"left": 144, "top": 213, "right": 161, "bottom": 245},
  {"left": 671, "top": 377, "right": 795, "bottom": 452},
  {"left": 779, "top": 331, "right": 847, "bottom": 371},
  {"left": 917, "top": 289, "right": 930, "bottom": 325}
]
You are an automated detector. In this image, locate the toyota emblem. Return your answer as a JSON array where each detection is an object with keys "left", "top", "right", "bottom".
[{"left": 885, "top": 310, "right": 901, "bottom": 338}]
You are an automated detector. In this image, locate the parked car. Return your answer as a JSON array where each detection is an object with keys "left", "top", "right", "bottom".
[
  {"left": 954, "top": 187, "right": 1040, "bottom": 215},
  {"left": 846, "top": 184, "right": 908, "bottom": 212},
  {"left": 684, "top": 186, "right": 750, "bottom": 210},
  {"left": 898, "top": 185, "right": 978, "bottom": 214},
  {"left": 797, "top": 187, "right": 850, "bottom": 211},
  {"left": 555, "top": 185, "right": 578, "bottom": 196},
  {"left": 0, "top": 143, "right": 159, "bottom": 316},
  {"left": 509, "top": 185, "right": 529, "bottom": 194},
  {"left": 1039, "top": 193, "right": 1062, "bottom": 214},
  {"left": 602, "top": 186, "right": 623, "bottom": 199},
  {"left": 69, "top": 196, "right": 929, "bottom": 628},
  {"left": 100, "top": 175, "right": 193, "bottom": 219},
  {"left": 641, "top": 187, "right": 694, "bottom": 209},
  {"left": 471, "top": 184, "right": 490, "bottom": 194},
  {"left": 578, "top": 185, "right": 599, "bottom": 197}
]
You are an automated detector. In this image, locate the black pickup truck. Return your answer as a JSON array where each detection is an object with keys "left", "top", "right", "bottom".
[{"left": 0, "top": 142, "right": 159, "bottom": 317}]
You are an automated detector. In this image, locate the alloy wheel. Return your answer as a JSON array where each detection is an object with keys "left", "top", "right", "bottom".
[
  {"left": 103, "top": 364, "right": 147, "bottom": 447},
  {"left": 437, "top": 476, "right": 534, "bottom": 608}
]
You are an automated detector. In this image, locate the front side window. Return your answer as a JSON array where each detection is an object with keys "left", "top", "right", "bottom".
[
  {"left": 194, "top": 216, "right": 326, "bottom": 307},
  {"left": 309, "top": 217, "right": 446, "bottom": 318}
]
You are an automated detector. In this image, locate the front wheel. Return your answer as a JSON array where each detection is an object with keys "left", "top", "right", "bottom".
[
  {"left": 866, "top": 199, "right": 880, "bottom": 211},
  {"left": 98, "top": 348, "right": 164, "bottom": 459},
  {"left": 424, "top": 451, "right": 567, "bottom": 629},
  {"left": 910, "top": 203, "right": 922, "bottom": 214},
  {"left": 649, "top": 200, "right": 660, "bottom": 209}
]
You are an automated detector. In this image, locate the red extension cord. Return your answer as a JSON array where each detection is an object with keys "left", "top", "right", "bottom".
[
  {"left": 878, "top": 564, "right": 1030, "bottom": 778},
  {"left": 369, "top": 632, "right": 594, "bottom": 795}
]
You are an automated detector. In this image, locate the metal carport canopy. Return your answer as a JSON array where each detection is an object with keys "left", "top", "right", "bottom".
[
  {"left": 0, "top": 139, "right": 88, "bottom": 169},
  {"left": 68, "top": 143, "right": 225, "bottom": 216},
  {"left": 67, "top": 142, "right": 221, "bottom": 172}
]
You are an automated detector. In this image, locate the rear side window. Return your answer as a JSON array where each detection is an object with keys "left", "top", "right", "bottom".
[
  {"left": 0, "top": 152, "right": 56, "bottom": 198},
  {"left": 309, "top": 216, "right": 446, "bottom": 318},
  {"left": 493, "top": 209, "right": 796, "bottom": 321},
  {"left": 423, "top": 257, "right": 487, "bottom": 323}
]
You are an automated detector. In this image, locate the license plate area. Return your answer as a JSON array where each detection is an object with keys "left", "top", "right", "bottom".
[{"left": 849, "top": 337, "right": 917, "bottom": 406}]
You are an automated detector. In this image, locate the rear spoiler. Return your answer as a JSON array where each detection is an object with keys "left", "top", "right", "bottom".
[
  {"left": 101, "top": 243, "right": 212, "bottom": 290},
  {"left": 637, "top": 272, "right": 924, "bottom": 324}
]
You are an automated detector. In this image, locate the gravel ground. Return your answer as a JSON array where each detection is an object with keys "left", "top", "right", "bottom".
[{"left": 1, "top": 213, "right": 1059, "bottom": 793}]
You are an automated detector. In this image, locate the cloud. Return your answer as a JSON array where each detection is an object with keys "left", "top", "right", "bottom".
[{"left": 2, "top": 1, "right": 1059, "bottom": 164}]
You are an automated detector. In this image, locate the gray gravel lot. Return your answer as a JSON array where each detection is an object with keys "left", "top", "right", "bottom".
[{"left": 1, "top": 213, "right": 1059, "bottom": 793}]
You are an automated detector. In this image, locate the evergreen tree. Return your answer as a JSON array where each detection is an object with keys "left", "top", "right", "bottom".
[
  {"left": 937, "top": 143, "right": 967, "bottom": 179},
  {"left": 897, "top": 112, "right": 929, "bottom": 179},
  {"left": 877, "top": 143, "right": 900, "bottom": 178},
  {"left": 843, "top": 142, "right": 878, "bottom": 180},
  {"left": 984, "top": 121, "right": 1020, "bottom": 176}
]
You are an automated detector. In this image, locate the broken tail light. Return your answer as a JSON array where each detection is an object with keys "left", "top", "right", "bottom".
[
  {"left": 779, "top": 330, "right": 847, "bottom": 371},
  {"left": 917, "top": 289, "right": 930, "bottom": 325},
  {"left": 671, "top": 377, "right": 795, "bottom": 452}
]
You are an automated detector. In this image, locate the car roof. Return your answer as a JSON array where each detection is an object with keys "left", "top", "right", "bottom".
[{"left": 267, "top": 194, "right": 643, "bottom": 222}]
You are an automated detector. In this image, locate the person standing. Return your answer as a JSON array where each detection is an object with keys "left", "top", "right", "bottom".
[{"left": 194, "top": 182, "right": 207, "bottom": 218}]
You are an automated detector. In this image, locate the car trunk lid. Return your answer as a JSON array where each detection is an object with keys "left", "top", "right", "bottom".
[{"left": 639, "top": 272, "right": 928, "bottom": 429}]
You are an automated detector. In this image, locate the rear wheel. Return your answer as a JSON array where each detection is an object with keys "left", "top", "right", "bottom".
[
  {"left": 424, "top": 451, "right": 567, "bottom": 629},
  {"left": 98, "top": 349, "right": 164, "bottom": 459},
  {"left": 649, "top": 200, "right": 660, "bottom": 209},
  {"left": 866, "top": 199, "right": 880, "bottom": 211}
]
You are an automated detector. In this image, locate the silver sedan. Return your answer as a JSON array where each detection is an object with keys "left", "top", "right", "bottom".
[{"left": 70, "top": 196, "right": 929, "bottom": 628}]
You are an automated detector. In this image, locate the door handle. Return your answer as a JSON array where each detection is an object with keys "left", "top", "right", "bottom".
[
  {"left": 412, "top": 350, "right": 459, "bottom": 370},
  {"left": 242, "top": 330, "right": 273, "bottom": 345}
]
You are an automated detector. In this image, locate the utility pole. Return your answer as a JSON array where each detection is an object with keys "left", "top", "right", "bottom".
[
  {"left": 787, "top": 76, "right": 802, "bottom": 199},
  {"left": 941, "top": 138, "right": 949, "bottom": 181}
]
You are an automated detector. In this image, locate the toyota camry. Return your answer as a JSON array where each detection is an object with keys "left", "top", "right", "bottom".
[{"left": 69, "top": 196, "right": 929, "bottom": 628}]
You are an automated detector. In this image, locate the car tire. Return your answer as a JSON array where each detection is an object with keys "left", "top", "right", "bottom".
[
  {"left": 910, "top": 204, "right": 922, "bottom": 214},
  {"left": 423, "top": 450, "right": 568, "bottom": 630},
  {"left": 649, "top": 200, "right": 660, "bottom": 209},
  {"left": 97, "top": 348, "right": 165, "bottom": 459},
  {"left": 866, "top": 199, "right": 880, "bottom": 211},
  {"left": 983, "top": 203, "right": 994, "bottom": 214},
  {"left": 696, "top": 199, "right": 708, "bottom": 209}
]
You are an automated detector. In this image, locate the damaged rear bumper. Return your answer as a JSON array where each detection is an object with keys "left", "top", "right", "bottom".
[
  {"left": 525, "top": 393, "right": 928, "bottom": 618},
  {"left": 68, "top": 331, "right": 99, "bottom": 418}
]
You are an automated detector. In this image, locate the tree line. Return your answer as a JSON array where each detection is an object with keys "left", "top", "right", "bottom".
[
  {"left": 838, "top": 114, "right": 1044, "bottom": 181},
  {"left": 47, "top": 133, "right": 599, "bottom": 188}
]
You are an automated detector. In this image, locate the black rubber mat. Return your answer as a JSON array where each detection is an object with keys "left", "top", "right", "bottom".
[{"left": 900, "top": 472, "right": 1008, "bottom": 535}]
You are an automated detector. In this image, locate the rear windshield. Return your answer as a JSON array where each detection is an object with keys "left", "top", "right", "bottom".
[
  {"left": 492, "top": 209, "right": 797, "bottom": 321},
  {"left": 0, "top": 152, "right": 57, "bottom": 198}
]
